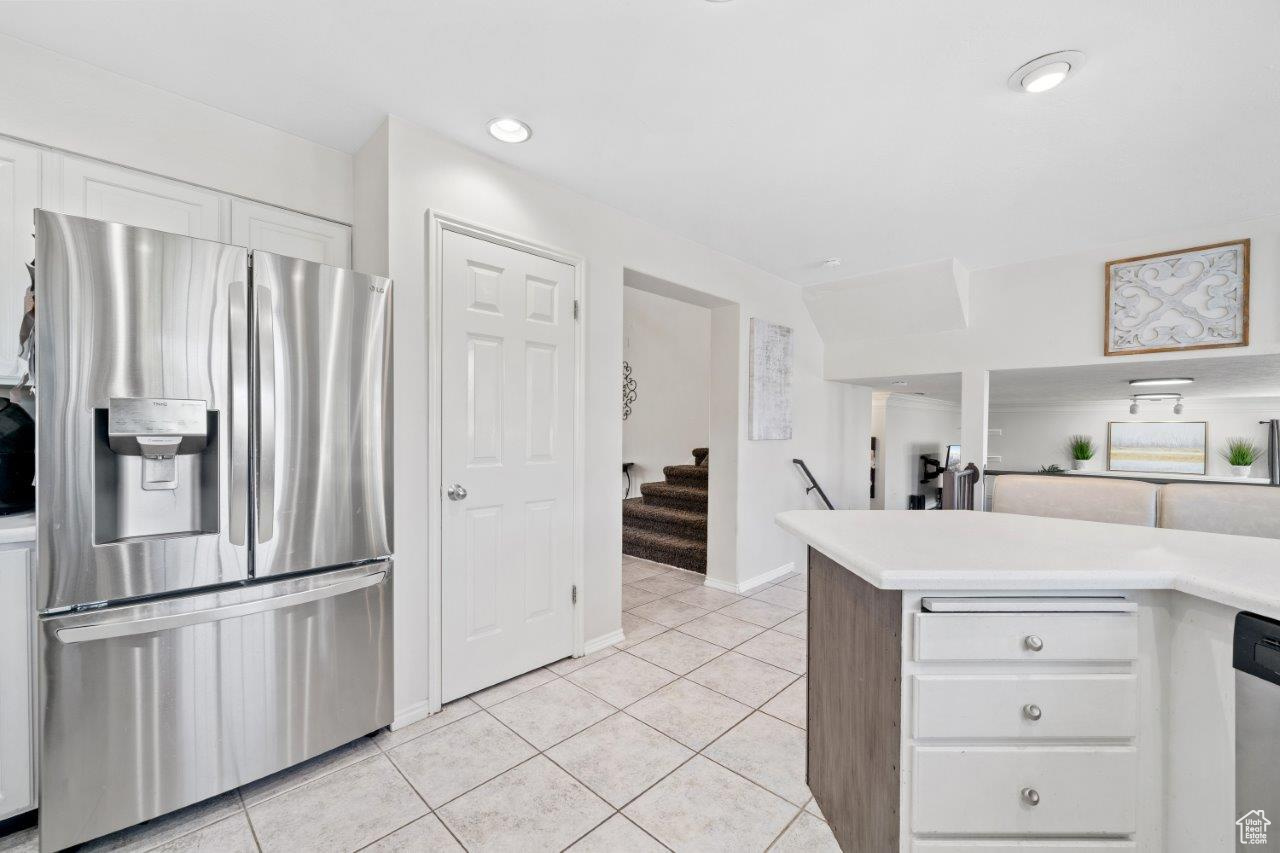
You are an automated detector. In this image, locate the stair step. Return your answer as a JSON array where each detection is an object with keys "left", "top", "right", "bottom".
[
  {"left": 663, "top": 465, "right": 708, "bottom": 486},
  {"left": 691, "top": 448, "right": 709, "bottom": 466},
  {"left": 623, "top": 527, "right": 707, "bottom": 573},
  {"left": 640, "top": 481, "right": 708, "bottom": 511},
  {"left": 623, "top": 497, "right": 707, "bottom": 537}
]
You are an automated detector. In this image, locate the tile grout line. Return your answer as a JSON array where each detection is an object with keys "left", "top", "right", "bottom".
[{"left": 235, "top": 789, "right": 266, "bottom": 853}]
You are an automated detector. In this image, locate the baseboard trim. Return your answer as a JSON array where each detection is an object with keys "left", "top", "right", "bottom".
[
  {"left": 704, "top": 562, "right": 796, "bottom": 595},
  {"left": 584, "top": 629, "right": 625, "bottom": 655},
  {"left": 391, "top": 699, "right": 437, "bottom": 731}
]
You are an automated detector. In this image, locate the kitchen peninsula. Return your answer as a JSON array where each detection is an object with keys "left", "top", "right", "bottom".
[{"left": 777, "top": 509, "right": 1280, "bottom": 852}]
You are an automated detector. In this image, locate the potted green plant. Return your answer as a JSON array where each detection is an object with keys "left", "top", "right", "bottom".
[
  {"left": 1067, "top": 435, "right": 1097, "bottom": 471},
  {"left": 1222, "top": 438, "right": 1263, "bottom": 478}
]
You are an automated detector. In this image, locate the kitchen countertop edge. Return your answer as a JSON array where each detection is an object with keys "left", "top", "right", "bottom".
[{"left": 777, "top": 509, "right": 1280, "bottom": 621}]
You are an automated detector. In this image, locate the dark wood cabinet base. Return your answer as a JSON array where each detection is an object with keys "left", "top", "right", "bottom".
[{"left": 807, "top": 547, "right": 903, "bottom": 852}]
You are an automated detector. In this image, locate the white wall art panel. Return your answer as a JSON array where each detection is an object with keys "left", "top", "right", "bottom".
[
  {"left": 748, "top": 318, "right": 794, "bottom": 440},
  {"left": 1105, "top": 240, "right": 1249, "bottom": 356}
]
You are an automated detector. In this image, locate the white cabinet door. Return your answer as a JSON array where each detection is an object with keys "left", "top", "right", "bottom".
[
  {"left": 0, "top": 546, "right": 34, "bottom": 820},
  {"left": 49, "top": 154, "right": 226, "bottom": 240},
  {"left": 231, "top": 198, "right": 350, "bottom": 267},
  {"left": 0, "top": 140, "right": 40, "bottom": 384}
]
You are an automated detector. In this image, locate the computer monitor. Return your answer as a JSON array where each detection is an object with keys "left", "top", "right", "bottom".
[{"left": 945, "top": 444, "right": 961, "bottom": 469}]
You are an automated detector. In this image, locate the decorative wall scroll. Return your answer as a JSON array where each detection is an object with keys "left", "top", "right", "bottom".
[
  {"left": 748, "top": 318, "right": 793, "bottom": 441},
  {"left": 1105, "top": 240, "right": 1249, "bottom": 356},
  {"left": 622, "top": 360, "right": 638, "bottom": 420}
]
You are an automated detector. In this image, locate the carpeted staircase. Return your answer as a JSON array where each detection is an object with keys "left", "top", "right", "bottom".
[{"left": 622, "top": 448, "right": 709, "bottom": 573}]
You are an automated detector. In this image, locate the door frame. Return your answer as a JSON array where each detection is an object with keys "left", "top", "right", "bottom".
[{"left": 425, "top": 211, "right": 586, "bottom": 712}]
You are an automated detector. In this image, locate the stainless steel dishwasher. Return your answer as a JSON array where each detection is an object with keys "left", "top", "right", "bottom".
[{"left": 1235, "top": 611, "right": 1280, "bottom": 849}]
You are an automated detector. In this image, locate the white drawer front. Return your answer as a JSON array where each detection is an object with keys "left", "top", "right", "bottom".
[
  {"left": 914, "top": 674, "right": 1137, "bottom": 740},
  {"left": 913, "top": 747, "right": 1137, "bottom": 836},
  {"left": 914, "top": 842, "right": 1137, "bottom": 852},
  {"left": 915, "top": 613, "right": 1137, "bottom": 662}
]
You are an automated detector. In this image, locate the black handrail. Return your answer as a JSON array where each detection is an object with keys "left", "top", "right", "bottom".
[{"left": 793, "top": 458, "right": 835, "bottom": 510}]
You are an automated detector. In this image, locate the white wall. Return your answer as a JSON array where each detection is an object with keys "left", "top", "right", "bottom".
[
  {"left": 356, "top": 116, "right": 849, "bottom": 719},
  {"left": 872, "top": 394, "right": 962, "bottom": 510},
  {"left": 823, "top": 212, "right": 1280, "bottom": 382},
  {"left": 623, "top": 287, "right": 710, "bottom": 489},
  {"left": 821, "top": 212, "right": 1280, "bottom": 494},
  {"left": 989, "top": 398, "right": 1280, "bottom": 477},
  {"left": 0, "top": 35, "right": 352, "bottom": 222}
]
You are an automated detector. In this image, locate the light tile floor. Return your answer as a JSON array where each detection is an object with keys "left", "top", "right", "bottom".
[{"left": 1, "top": 557, "right": 838, "bottom": 853}]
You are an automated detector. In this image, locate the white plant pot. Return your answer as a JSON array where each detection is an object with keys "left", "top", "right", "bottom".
[
  {"left": 1071, "top": 459, "right": 1091, "bottom": 471},
  {"left": 1232, "top": 465, "right": 1254, "bottom": 478}
]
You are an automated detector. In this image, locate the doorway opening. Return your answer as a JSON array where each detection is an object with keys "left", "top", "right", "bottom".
[
  {"left": 857, "top": 372, "right": 963, "bottom": 510},
  {"left": 621, "top": 270, "right": 736, "bottom": 578}
]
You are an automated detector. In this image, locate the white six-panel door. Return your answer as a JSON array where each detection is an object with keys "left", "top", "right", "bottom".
[{"left": 440, "top": 229, "right": 576, "bottom": 702}]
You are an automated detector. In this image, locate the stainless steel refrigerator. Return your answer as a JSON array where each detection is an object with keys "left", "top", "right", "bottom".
[{"left": 34, "top": 211, "right": 393, "bottom": 852}]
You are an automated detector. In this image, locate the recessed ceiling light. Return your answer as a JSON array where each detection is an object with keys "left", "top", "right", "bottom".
[
  {"left": 487, "top": 117, "right": 532, "bottom": 144},
  {"left": 1129, "top": 378, "right": 1194, "bottom": 387},
  {"left": 1007, "top": 51, "right": 1085, "bottom": 94},
  {"left": 823, "top": 258, "right": 843, "bottom": 269},
  {"left": 891, "top": 380, "right": 908, "bottom": 387}
]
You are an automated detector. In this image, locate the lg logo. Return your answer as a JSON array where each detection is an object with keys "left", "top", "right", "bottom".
[{"left": 368, "top": 284, "right": 386, "bottom": 294}]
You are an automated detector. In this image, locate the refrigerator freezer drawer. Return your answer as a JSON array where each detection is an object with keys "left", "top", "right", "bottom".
[{"left": 39, "top": 562, "right": 392, "bottom": 852}]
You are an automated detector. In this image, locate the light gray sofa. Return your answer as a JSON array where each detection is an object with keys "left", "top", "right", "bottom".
[
  {"left": 1158, "top": 483, "right": 1280, "bottom": 539},
  {"left": 991, "top": 475, "right": 1280, "bottom": 540},
  {"left": 991, "top": 475, "right": 1158, "bottom": 527}
]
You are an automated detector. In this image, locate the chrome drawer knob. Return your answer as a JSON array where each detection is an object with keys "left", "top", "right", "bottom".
[
  {"left": 1023, "top": 703, "right": 1043, "bottom": 721},
  {"left": 1024, "top": 634, "right": 1044, "bottom": 652},
  {"left": 446, "top": 484, "right": 468, "bottom": 501},
  {"left": 1021, "top": 787, "right": 1040, "bottom": 806}
]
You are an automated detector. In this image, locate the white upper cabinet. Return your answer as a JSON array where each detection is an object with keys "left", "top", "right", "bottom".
[
  {"left": 0, "top": 546, "right": 34, "bottom": 821},
  {"left": 47, "top": 154, "right": 227, "bottom": 240},
  {"left": 231, "top": 198, "right": 351, "bottom": 267},
  {"left": 0, "top": 139, "right": 40, "bottom": 384}
]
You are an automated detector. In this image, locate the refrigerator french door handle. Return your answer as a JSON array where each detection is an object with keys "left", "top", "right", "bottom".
[
  {"left": 229, "top": 278, "right": 250, "bottom": 546},
  {"left": 54, "top": 569, "right": 387, "bottom": 643},
  {"left": 256, "top": 285, "right": 277, "bottom": 543}
]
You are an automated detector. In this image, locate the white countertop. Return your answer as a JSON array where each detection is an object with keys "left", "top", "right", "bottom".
[
  {"left": 0, "top": 511, "right": 36, "bottom": 545},
  {"left": 776, "top": 509, "right": 1280, "bottom": 620}
]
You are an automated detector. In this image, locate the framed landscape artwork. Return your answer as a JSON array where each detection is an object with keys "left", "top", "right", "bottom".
[
  {"left": 1108, "top": 421, "right": 1207, "bottom": 475},
  {"left": 1105, "top": 239, "right": 1249, "bottom": 356}
]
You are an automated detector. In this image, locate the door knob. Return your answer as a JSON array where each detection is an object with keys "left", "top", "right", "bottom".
[
  {"left": 447, "top": 484, "right": 468, "bottom": 502},
  {"left": 1021, "top": 787, "right": 1040, "bottom": 806},
  {"left": 1024, "top": 634, "right": 1044, "bottom": 652}
]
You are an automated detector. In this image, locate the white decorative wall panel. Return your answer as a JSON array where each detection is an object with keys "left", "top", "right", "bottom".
[
  {"left": 748, "top": 318, "right": 793, "bottom": 441},
  {"left": 1106, "top": 241, "right": 1248, "bottom": 356}
]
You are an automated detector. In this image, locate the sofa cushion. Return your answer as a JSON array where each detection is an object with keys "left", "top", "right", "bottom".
[
  {"left": 992, "top": 475, "right": 1158, "bottom": 527},
  {"left": 1158, "top": 483, "right": 1280, "bottom": 539}
]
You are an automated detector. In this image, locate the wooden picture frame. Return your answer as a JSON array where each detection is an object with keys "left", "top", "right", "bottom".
[
  {"left": 1104, "top": 239, "right": 1249, "bottom": 357},
  {"left": 1107, "top": 421, "right": 1208, "bottom": 476}
]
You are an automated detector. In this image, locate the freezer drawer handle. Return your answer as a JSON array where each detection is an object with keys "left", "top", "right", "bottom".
[{"left": 55, "top": 570, "right": 386, "bottom": 644}]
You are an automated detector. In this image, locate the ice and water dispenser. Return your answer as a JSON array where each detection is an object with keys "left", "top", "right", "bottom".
[{"left": 94, "top": 397, "right": 219, "bottom": 543}]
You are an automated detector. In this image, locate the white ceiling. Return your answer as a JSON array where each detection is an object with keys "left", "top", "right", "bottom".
[
  {"left": 855, "top": 373, "right": 963, "bottom": 404},
  {"left": 990, "top": 354, "right": 1280, "bottom": 405},
  {"left": 3, "top": 1, "right": 1278, "bottom": 284},
  {"left": 850, "top": 354, "right": 1280, "bottom": 406}
]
